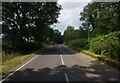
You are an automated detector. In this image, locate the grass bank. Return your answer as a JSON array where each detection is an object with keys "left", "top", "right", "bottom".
[
  {"left": 1, "top": 45, "right": 49, "bottom": 76},
  {"left": 1, "top": 53, "right": 35, "bottom": 76},
  {"left": 81, "top": 50, "right": 120, "bottom": 71},
  {"left": 67, "top": 45, "right": 120, "bottom": 71}
]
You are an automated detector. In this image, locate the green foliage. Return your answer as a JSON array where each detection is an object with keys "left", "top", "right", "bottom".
[
  {"left": 79, "top": 2, "right": 120, "bottom": 62},
  {"left": 64, "top": 26, "right": 81, "bottom": 43},
  {"left": 53, "top": 30, "right": 63, "bottom": 44},
  {"left": 2, "top": 52, "right": 20, "bottom": 62},
  {"left": 0, "top": 38, "right": 1, "bottom": 47},
  {"left": 67, "top": 39, "right": 88, "bottom": 49},
  {"left": 2, "top": 2, "right": 61, "bottom": 53},
  {"left": 89, "top": 31, "right": 120, "bottom": 60},
  {"left": 63, "top": 2, "right": 120, "bottom": 69},
  {"left": 79, "top": 26, "right": 90, "bottom": 38},
  {"left": 80, "top": 2, "right": 120, "bottom": 37},
  {"left": 2, "top": 53, "right": 34, "bottom": 75},
  {"left": 44, "top": 28, "right": 63, "bottom": 44}
]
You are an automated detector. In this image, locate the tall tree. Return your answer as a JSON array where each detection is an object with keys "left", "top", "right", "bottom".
[
  {"left": 2, "top": 2, "right": 61, "bottom": 49},
  {"left": 64, "top": 26, "right": 80, "bottom": 43},
  {"left": 80, "top": 2, "right": 120, "bottom": 37},
  {"left": 53, "top": 29, "right": 63, "bottom": 44}
]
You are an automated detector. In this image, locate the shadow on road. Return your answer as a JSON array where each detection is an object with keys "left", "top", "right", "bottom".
[
  {"left": 38, "top": 44, "right": 78, "bottom": 55},
  {"left": 2, "top": 60, "right": 119, "bottom": 82}
]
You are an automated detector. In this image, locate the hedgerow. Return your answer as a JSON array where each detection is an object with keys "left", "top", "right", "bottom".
[{"left": 89, "top": 31, "right": 120, "bottom": 60}]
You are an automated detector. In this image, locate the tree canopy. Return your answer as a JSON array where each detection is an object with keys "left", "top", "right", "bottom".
[
  {"left": 63, "top": 2, "right": 120, "bottom": 61},
  {"left": 2, "top": 2, "right": 62, "bottom": 53},
  {"left": 80, "top": 2, "right": 120, "bottom": 37}
]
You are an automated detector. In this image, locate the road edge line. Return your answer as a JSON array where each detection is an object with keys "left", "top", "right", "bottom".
[{"left": 1, "top": 54, "right": 39, "bottom": 82}]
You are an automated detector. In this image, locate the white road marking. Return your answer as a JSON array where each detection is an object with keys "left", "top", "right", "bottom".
[
  {"left": 59, "top": 44, "right": 69, "bottom": 83},
  {"left": 60, "top": 54, "right": 64, "bottom": 65},
  {"left": 64, "top": 73, "right": 69, "bottom": 83},
  {"left": 60, "top": 53, "right": 69, "bottom": 83},
  {"left": 0, "top": 54, "right": 39, "bottom": 82}
]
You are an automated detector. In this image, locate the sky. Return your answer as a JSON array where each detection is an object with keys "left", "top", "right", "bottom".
[
  {"left": 0, "top": 0, "right": 91, "bottom": 38},
  {"left": 51, "top": 0, "right": 91, "bottom": 35}
]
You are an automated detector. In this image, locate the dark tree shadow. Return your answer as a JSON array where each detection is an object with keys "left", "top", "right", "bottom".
[
  {"left": 2, "top": 60, "right": 120, "bottom": 82},
  {"left": 38, "top": 44, "right": 78, "bottom": 55}
]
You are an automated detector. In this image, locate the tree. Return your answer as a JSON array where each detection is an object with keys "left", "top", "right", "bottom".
[
  {"left": 80, "top": 2, "right": 120, "bottom": 37},
  {"left": 64, "top": 26, "right": 81, "bottom": 43},
  {"left": 45, "top": 28, "right": 63, "bottom": 44},
  {"left": 2, "top": 2, "right": 61, "bottom": 52},
  {"left": 53, "top": 29, "right": 63, "bottom": 44}
]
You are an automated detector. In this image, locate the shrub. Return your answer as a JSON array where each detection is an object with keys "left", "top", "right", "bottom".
[
  {"left": 67, "top": 38, "right": 88, "bottom": 49},
  {"left": 89, "top": 31, "right": 120, "bottom": 60}
]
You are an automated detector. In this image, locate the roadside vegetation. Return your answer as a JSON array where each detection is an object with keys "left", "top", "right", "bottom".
[
  {"left": 1, "top": 1, "right": 120, "bottom": 76},
  {"left": 1, "top": 53, "right": 34, "bottom": 76},
  {"left": 63, "top": 2, "right": 120, "bottom": 70},
  {"left": 1, "top": 2, "right": 63, "bottom": 75}
]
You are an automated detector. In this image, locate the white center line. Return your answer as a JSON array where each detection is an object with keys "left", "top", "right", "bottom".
[
  {"left": 64, "top": 73, "right": 69, "bottom": 83},
  {"left": 60, "top": 53, "right": 69, "bottom": 83},
  {"left": 0, "top": 55, "right": 39, "bottom": 82},
  {"left": 60, "top": 54, "right": 64, "bottom": 65}
]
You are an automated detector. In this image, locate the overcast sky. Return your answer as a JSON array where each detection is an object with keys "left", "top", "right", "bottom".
[{"left": 51, "top": 0, "right": 91, "bottom": 35}]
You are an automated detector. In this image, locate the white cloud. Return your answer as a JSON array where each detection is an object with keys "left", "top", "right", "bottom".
[
  {"left": 52, "top": 1, "right": 90, "bottom": 35},
  {"left": 58, "top": 0, "right": 91, "bottom": 3}
]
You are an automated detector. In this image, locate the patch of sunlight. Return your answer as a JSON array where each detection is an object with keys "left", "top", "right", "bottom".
[{"left": 86, "top": 72, "right": 101, "bottom": 78}]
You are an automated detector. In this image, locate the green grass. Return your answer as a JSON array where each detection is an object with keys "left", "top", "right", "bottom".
[
  {"left": 2, "top": 52, "right": 21, "bottom": 62},
  {"left": 81, "top": 50, "right": 120, "bottom": 71},
  {"left": 66, "top": 44, "right": 120, "bottom": 71},
  {"left": 1, "top": 53, "right": 35, "bottom": 75},
  {"left": 0, "top": 45, "right": 49, "bottom": 76},
  {"left": 81, "top": 50, "right": 100, "bottom": 59}
]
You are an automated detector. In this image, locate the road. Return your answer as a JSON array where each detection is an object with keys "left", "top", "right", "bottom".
[{"left": 1, "top": 44, "right": 120, "bottom": 82}]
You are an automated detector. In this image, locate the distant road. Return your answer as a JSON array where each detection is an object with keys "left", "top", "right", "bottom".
[{"left": 1, "top": 44, "right": 120, "bottom": 82}]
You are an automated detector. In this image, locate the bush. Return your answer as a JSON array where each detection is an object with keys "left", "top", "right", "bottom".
[
  {"left": 2, "top": 41, "right": 43, "bottom": 55},
  {"left": 89, "top": 31, "right": 120, "bottom": 60},
  {"left": 67, "top": 38, "right": 88, "bottom": 49}
]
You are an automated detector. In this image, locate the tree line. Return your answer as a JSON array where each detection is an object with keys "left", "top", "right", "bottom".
[
  {"left": 2, "top": 2, "right": 63, "bottom": 54},
  {"left": 64, "top": 2, "right": 120, "bottom": 61}
]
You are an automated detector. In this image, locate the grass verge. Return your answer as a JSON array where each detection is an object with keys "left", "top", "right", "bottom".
[
  {"left": 66, "top": 45, "right": 120, "bottom": 71},
  {"left": 0, "top": 45, "right": 49, "bottom": 76},
  {"left": 1, "top": 53, "right": 35, "bottom": 76},
  {"left": 81, "top": 50, "right": 100, "bottom": 59},
  {"left": 81, "top": 50, "right": 120, "bottom": 71}
]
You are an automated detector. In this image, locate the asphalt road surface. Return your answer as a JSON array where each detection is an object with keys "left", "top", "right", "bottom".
[{"left": 1, "top": 44, "right": 120, "bottom": 82}]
